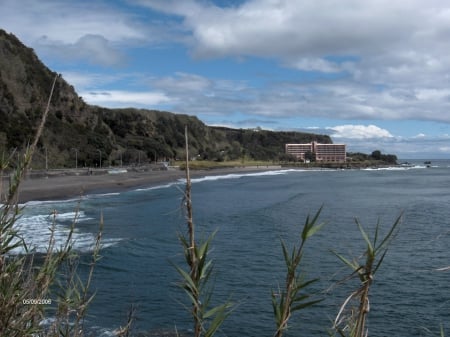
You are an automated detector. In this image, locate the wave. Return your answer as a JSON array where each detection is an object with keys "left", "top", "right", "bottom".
[
  {"left": 131, "top": 170, "right": 290, "bottom": 191},
  {"left": 23, "top": 192, "right": 121, "bottom": 206},
  {"left": 23, "top": 197, "right": 86, "bottom": 207},
  {"left": 362, "top": 165, "right": 428, "bottom": 171},
  {"left": 86, "top": 192, "right": 121, "bottom": 198},
  {"left": 39, "top": 317, "right": 121, "bottom": 337},
  {"left": 185, "top": 169, "right": 296, "bottom": 184},
  {"left": 10, "top": 210, "right": 120, "bottom": 255},
  {"left": 134, "top": 181, "right": 180, "bottom": 192}
]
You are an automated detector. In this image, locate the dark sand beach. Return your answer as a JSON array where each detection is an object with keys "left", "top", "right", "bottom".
[{"left": 6, "top": 166, "right": 282, "bottom": 203}]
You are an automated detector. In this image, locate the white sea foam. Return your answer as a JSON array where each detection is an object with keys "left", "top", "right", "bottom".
[
  {"left": 135, "top": 181, "right": 180, "bottom": 192},
  {"left": 363, "top": 164, "right": 428, "bottom": 171},
  {"left": 10, "top": 210, "right": 120, "bottom": 255},
  {"left": 23, "top": 197, "right": 86, "bottom": 207},
  {"left": 39, "top": 317, "right": 119, "bottom": 337},
  {"left": 186, "top": 169, "right": 295, "bottom": 184},
  {"left": 86, "top": 192, "right": 121, "bottom": 199}
]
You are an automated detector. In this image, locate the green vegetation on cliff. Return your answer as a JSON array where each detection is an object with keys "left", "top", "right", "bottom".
[{"left": 0, "top": 29, "right": 331, "bottom": 169}]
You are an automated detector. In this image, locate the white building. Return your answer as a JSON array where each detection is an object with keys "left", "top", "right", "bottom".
[{"left": 285, "top": 142, "right": 346, "bottom": 162}]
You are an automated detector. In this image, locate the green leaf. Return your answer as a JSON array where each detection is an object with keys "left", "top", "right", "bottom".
[
  {"left": 271, "top": 291, "right": 282, "bottom": 323},
  {"left": 205, "top": 303, "right": 232, "bottom": 337},
  {"left": 200, "top": 260, "right": 213, "bottom": 282},
  {"left": 295, "top": 277, "right": 319, "bottom": 291},
  {"left": 373, "top": 248, "right": 389, "bottom": 275},
  {"left": 292, "top": 294, "right": 310, "bottom": 303},
  {"left": 375, "top": 213, "right": 402, "bottom": 253},
  {"left": 203, "top": 302, "right": 231, "bottom": 319},
  {"left": 281, "top": 239, "right": 291, "bottom": 267},
  {"left": 373, "top": 220, "right": 380, "bottom": 248},
  {"left": 198, "top": 239, "right": 210, "bottom": 260},
  {"left": 291, "top": 299, "right": 323, "bottom": 312},
  {"left": 301, "top": 206, "right": 324, "bottom": 241},
  {"left": 332, "top": 250, "right": 360, "bottom": 271},
  {"left": 356, "top": 218, "right": 373, "bottom": 254},
  {"left": 174, "top": 264, "right": 197, "bottom": 292},
  {"left": 303, "top": 221, "right": 325, "bottom": 240}
]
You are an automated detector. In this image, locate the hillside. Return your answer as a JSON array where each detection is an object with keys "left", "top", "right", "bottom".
[{"left": 0, "top": 29, "right": 331, "bottom": 169}]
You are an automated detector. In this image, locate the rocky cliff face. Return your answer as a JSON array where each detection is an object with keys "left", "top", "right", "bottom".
[{"left": 0, "top": 29, "right": 331, "bottom": 168}]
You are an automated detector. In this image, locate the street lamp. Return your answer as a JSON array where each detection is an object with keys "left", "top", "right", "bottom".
[
  {"left": 44, "top": 147, "right": 48, "bottom": 171},
  {"left": 72, "top": 148, "right": 78, "bottom": 169},
  {"left": 97, "top": 149, "right": 102, "bottom": 168}
]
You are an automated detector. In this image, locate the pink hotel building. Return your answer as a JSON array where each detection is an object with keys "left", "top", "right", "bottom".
[{"left": 285, "top": 142, "right": 346, "bottom": 163}]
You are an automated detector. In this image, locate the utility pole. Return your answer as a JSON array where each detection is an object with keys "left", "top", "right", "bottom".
[
  {"left": 72, "top": 148, "right": 78, "bottom": 169},
  {"left": 97, "top": 149, "right": 102, "bottom": 168},
  {"left": 45, "top": 147, "right": 48, "bottom": 171}
]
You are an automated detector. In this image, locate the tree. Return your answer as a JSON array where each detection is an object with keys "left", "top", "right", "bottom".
[
  {"left": 305, "top": 150, "right": 315, "bottom": 162},
  {"left": 371, "top": 150, "right": 381, "bottom": 160}
]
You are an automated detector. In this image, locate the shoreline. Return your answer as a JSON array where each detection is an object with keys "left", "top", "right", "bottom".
[
  {"left": 3, "top": 161, "right": 413, "bottom": 204},
  {"left": 5, "top": 166, "right": 283, "bottom": 203}
]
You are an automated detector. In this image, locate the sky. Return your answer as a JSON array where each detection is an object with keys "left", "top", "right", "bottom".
[{"left": 2, "top": 0, "right": 450, "bottom": 159}]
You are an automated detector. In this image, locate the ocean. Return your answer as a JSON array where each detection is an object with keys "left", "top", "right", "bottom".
[{"left": 15, "top": 160, "right": 450, "bottom": 336}]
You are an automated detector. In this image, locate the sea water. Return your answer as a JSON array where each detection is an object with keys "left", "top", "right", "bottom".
[{"left": 14, "top": 160, "right": 450, "bottom": 336}]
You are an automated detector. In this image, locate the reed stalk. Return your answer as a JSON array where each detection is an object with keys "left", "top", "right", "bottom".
[
  {"left": 332, "top": 214, "right": 401, "bottom": 337},
  {"left": 0, "top": 74, "right": 59, "bottom": 336},
  {"left": 272, "top": 206, "right": 325, "bottom": 337},
  {"left": 174, "top": 126, "right": 232, "bottom": 337},
  {"left": 0, "top": 74, "right": 106, "bottom": 336}
]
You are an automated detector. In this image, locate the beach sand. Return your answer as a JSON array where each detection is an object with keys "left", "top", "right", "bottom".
[{"left": 5, "top": 166, "right": 281, "bottom": 203}]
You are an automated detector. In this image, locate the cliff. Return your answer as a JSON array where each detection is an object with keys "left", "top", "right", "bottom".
[{"left": 0, "top": 29, "right": 331, "bottom": 168}]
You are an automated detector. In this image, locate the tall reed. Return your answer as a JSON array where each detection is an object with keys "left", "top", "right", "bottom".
[
  {"left": 0, "top": 74, "right": 112, "bottom": 336},
  {"left": 174, "top": 126, "right": 233, "bottom": 337},
  {"left": 0, "top": 74, "right": 59, "bottom": 336},
  {"left": 271, "top": 206, "right": 325, "bottom": 337},
  {"left": 332, "top": 215, "right": 401, "bottom": 337}
]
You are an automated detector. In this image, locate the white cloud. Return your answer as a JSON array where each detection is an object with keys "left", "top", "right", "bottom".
[
  {"left": 3, "top": 0, "right": 450, "bottom": 131},
  {"left": 147, "top": 0, "right": 437, "bottom": 60},
  {"left": 49, "top": 35, "right": 126, "bottom": 66},
  {"left": 1, "top": 0, "right": 146, "bottom": 66},
  {"left": 438, "top": 146, "right": 450, "bottom": 153},
  {"left": 153, "top": 72, "right": 213, "bottom": 93},
  {"left": 1, "top": 0, "right": 146, "bottom": 44},
  {"left": 137, "top": 0, "right": 450, "bottom": 124},
  {"left": 328, "top": 124, "right": 394, "bottom": 139},
  {"left": 81, "top": 90, "right": 171, "bottom": 107},
  {"left": 289, "top": 58, "right": 341, "bottom": 73}
]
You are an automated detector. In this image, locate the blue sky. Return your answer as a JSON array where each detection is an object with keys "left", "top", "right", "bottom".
[{"left": 2, "top": 0, "right": 450, "bottom": 158}]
